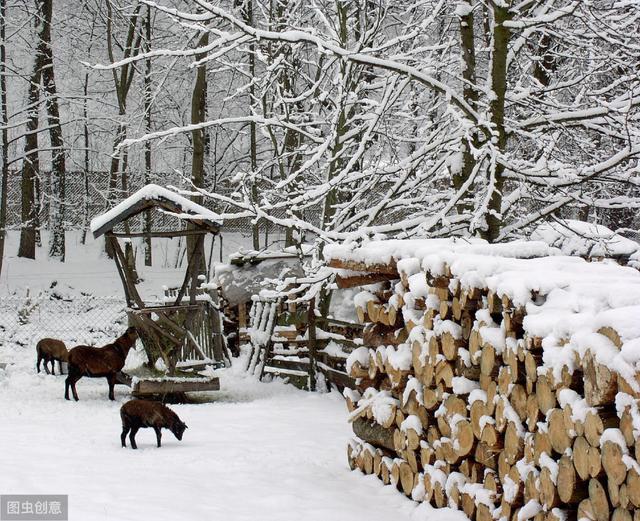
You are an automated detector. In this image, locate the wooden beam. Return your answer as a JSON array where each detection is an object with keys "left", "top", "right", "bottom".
[
  {"left": 328, "top": 257, "right": 398, "bottom": 276},
  {"left": 131, "top": 304, "right": 202, "bottom": 314},
  {"left": 110, "top": 229, "right": 209, "bottom": 239},
  {"left": 335, "top": 271, "right": 399, "bottom": 289},
  {"left": 109, "top": 234, "right": 145, "bottom": 308}
]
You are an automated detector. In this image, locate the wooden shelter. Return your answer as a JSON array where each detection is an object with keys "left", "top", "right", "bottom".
[{"left": 91, "top": 184, "right": 227, "bottom": 375}]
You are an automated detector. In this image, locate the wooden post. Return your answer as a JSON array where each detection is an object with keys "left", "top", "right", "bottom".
[{"left": 308, "top": 297, "right": 317, "bottom": 392}]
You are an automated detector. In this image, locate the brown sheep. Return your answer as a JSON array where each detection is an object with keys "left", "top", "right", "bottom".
[
  {"left": 36, "top": 338, "right": 69, "bottom": 375},
  {"left": 120, "top": 399, "right": 187, "bottom": 449},
  {"left": 65, "top": 327, "right": 138, "bottom": 401}
]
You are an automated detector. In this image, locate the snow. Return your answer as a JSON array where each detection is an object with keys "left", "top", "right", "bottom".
[
  {"left": 517, "top": 500, "right": 542, "bottom": 521},
  {"left": 452, "top": 377, "right": 480, "bottom": 395},
  {"left": 401, "top": 415, "right": 423, "bottom": 435},
  {"left": 346, "top": 346, "right": 370, "bottom": 373},
  {"left": 531, "top": 219, "right": 639, "bottom": 259},
  {"left": 354, "top": 290, "right": 378, "bottom": 309},
  {"left": 90, "top": 184, "right": 223, "bottom": 236},
  {"left": 600, "top": 428, "right": 628, "bottom": 451},
  {"left": 0, "top": 348, "right": 423, "bottom": 521},
  {"left": 387, "top": 343, "right": 413, "bottom": 371}
]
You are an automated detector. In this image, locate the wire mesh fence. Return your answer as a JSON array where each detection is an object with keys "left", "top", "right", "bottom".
[{"left": 0, "top": 295, "right": 129, "bottom": 348}]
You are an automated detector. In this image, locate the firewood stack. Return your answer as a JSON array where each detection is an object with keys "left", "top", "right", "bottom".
[{"left": 328, "top": 239, "right": 640, "bottom": 521}]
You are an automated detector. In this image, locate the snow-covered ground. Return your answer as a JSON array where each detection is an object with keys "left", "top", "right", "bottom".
[{"left": 0, "top": 346, "right": 445, "bottom": 521}]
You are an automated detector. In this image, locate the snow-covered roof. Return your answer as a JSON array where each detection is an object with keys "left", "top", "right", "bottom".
[
  {"left": 90, "top": 184, "right": 223, "bottom": 238},
  {"left": 531, "top": 219, "right": 639, "bottom": 259}
]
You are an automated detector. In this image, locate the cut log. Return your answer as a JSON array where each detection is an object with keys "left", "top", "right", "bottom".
[
  {"left": 602, "top": 440, "right": 628, "bottom": 485},
  {"left": 626, "top": 466, "right": 640, "bottom": 508},
  {"left": 578, "top": 499, "right": 596, "bottom": 521},
  {"left": 539, "top": 465, "right": 559, "bottom": 509},
  {"left": 441, "top": 332, "right": 464, "bottom": 360},
  {"left": 534, "top": 431, "right": 553, "bottom": 465},
  {"left": 588, "top": 478, "right": 610, "bottom": 521},
  {"left": 558, "top": 454, "right": 587, "bottom": 504},
  {"left": 505, "top": 421, "right": 524, "bottom": 464},
  {"left": 584, "top": 351, "right": 617, "bottom": 407},
  {"left": 536, "top": 374, "right": 557, "bottom": 414},
  {"left": 612, "top": 509, "right": 633, "bottom": 521},
  {"left": 352, "top": 418, "right": 396, "bottom": 452},
  {"left": 363, "top": 323, "right": 407, "bottom": 347},
  {"left": 573, "top": 436, "right": 592, "bottom": 481},
  {"left": 548, "top": 408, "right": 573, "bottom": 454}
]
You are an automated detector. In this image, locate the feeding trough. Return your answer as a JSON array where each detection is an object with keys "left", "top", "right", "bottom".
[
  {"left": 131, "top": 375, "right": 220, "bottom": 403},
  {"left": 91, "top": 184, "right": 227, "bottom": 399}
]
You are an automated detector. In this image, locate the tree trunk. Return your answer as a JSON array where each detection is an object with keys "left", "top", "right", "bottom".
[
  {"left": 0, "top": 0, "right": 8, "bottom": 276},
  {"left": 104, "top": 1, "right": 142, "bottom": 256},
  {"left": 41, "top": 0, "right": 65, "bottom": 261},
  {"left": 454, "top": 0, "right": 478, "bottom": 216},
  {"left": 80, "top": 72, "right": 90, "bottom": 245},
  {"left": 188, "top": 29, "right": 209, "bottom": 277},
  {"left": 19, "top": 2, "right": 47, "bottom": 259},
  {"left": 242, "top": 0, "right": 260, "bottom": 250},
  {"left": 143, "top": 5, "right": 152, "bottom": 266},
  {"left": 484, "top": 4, "right": 510, "bottom": 242}
]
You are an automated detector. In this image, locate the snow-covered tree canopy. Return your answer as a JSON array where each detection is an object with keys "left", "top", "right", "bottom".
[{"left": 102, "top": 0, "right": 640, "bottom": 245}]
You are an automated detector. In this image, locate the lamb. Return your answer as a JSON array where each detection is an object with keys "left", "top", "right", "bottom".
[
  {"left": 36, "top": 338, "right": 69, "bottom": 375},
  {"left": 120, "top": 399, "right": 188, "bottom": 449}
]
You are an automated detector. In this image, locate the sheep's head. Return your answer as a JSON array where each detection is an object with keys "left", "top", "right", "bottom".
[
  {"left": 172, "top": 421, "right": 187, "bottom": 441},
  {"left": 124, "top": 327, "right": 139, "bottom": 342}
]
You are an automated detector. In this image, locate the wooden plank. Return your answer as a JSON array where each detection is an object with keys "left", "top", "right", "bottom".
[
  {"left": 268, "top": 357, "right": 310, "bottom": 372},
  {"left": 133, "top": 377, "right": 220, "bottom": 395},
  {"left": 317, "top": 362, "right": 355, "bottom": 389}
]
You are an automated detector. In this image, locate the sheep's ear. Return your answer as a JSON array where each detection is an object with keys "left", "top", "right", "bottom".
[{"left": 184, "top": 424, "right": 188, "bottom": 429}]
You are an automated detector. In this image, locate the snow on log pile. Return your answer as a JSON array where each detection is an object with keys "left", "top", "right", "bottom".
[{"left": 327, "top": 238, "right": 640, "bottom": 521}]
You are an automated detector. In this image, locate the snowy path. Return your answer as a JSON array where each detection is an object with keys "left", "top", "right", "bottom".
[{"left": 0, "top": 350, "right": 459, "bottom": 521}]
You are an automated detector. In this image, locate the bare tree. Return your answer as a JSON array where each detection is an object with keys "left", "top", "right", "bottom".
[{"left": 0, "top": 0, "right": 8, "bottom": 275}]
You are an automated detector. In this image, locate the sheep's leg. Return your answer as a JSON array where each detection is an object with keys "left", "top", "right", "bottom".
[
  {"left": 66, "top": 370, "right": 81, "bottom": 401},
  {"left": 44, "top": 356, "right": 51, "bottom": 375},
  {"left": 154, "top": 427, "right": 162, "bottom": 448},
  {"left": 71, "top": 377, "right": 80, "bottom": 401},
  {"left": 121, "top": 425, "right": 130, "bottom": 448},
  {"left": 129, "top": 427, "right": 139, "bottom": 449},
  {"left": 50, "top": 358, "right": 55, "bottom": 375},
  {"left": 59, "top": 360, "right": 64, "bottom": 374},
  {"left": 107, "top": 374, "right": 116, "bottom": 401}
]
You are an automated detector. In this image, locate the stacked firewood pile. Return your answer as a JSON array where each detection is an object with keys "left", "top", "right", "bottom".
[{"left": 328, "top": 239, "right": 640, "bottom": 521}]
